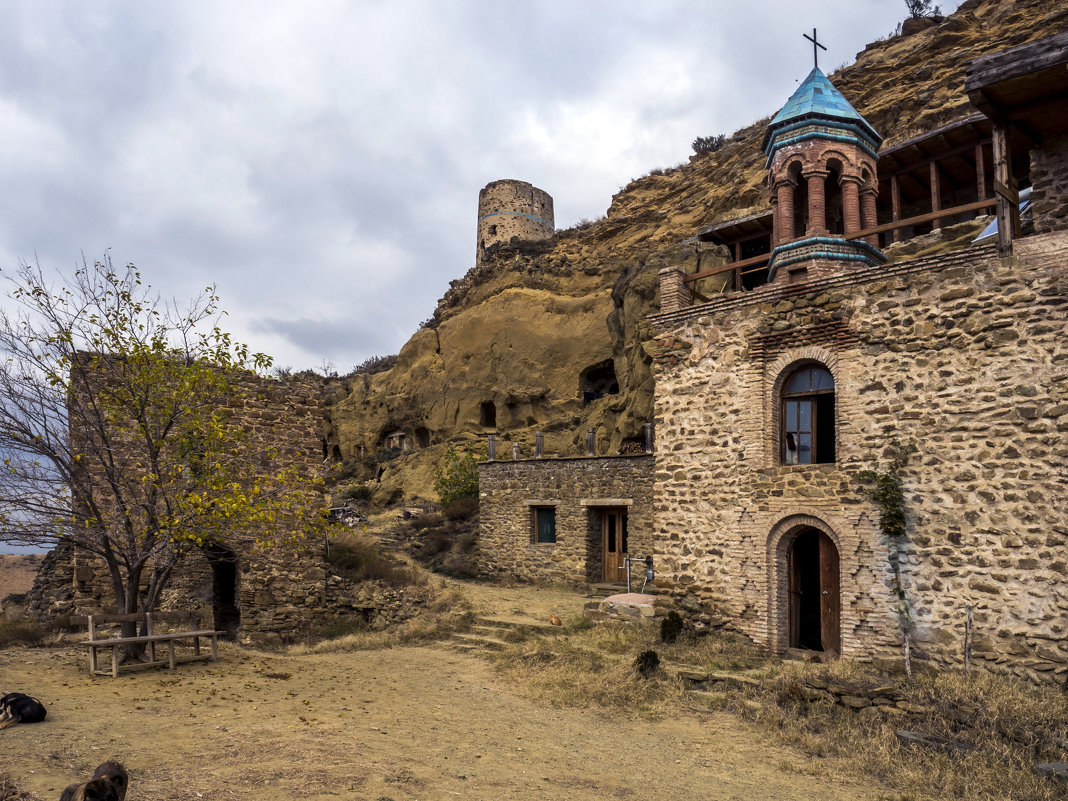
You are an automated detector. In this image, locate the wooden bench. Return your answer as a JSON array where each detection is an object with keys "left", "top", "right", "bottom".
[{"left": 74, "top": 612, "right": 222, "bottom": 678}]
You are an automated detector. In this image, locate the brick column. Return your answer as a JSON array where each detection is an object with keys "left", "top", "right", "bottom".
[
  {"left": 773, "top": 193, "right": 781, "bottom": 246},
  {"left": 860, "top": 186, "right": 879, "bottom": 247},
  {"left": 804, "top": 170, "right": 828, "bottom": 235},
  {"left": 658, "top": 265, "right": 691, "bottom": 314},
  {"left": 774, "top": 178, "right": 797, "bottom": 245},
  {"left": 840, "top": 175, "right": 862, "bottom": 236}
]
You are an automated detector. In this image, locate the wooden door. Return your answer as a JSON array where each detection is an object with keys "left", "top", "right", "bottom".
[
  {"left": 788, "top": 541, "right": 801, "bottom": 647},
  {"left": 602, "top": 509, "right": 628, "bottom": 583},
  {"left": 787, "top": 528, "right": 840, "bottom": 655},
  {"left": 818, "top": 531, "right": 840, "bottom": 655}
]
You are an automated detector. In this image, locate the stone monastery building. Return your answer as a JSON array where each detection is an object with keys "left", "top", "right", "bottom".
[
  {"left": 480, "top": 32, "right": 1068, "bottom": 682},
  {"left": 30, "top": 27, "right": 1067, "bottom": 683}
]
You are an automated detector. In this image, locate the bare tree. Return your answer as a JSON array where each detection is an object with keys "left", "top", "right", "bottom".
[
  {"left": 904, "top": 0, "right": 941, "bottom": 18},
  {"left": 0, "top": 257, "right": 326, "bottom": 643}
]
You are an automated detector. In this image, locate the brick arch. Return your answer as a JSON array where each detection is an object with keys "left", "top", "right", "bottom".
[
  {"left": 765, "top": 347, "right": 840, "bottom": 465},
  {"left": 765, "top": 511, "right": 845, "bottom": 654},
  {"left": 823, "top": 154, "right": 846, "bottom": 174},
  {"left": 771, "top": 150, "right": 816, "bottom": 174}
]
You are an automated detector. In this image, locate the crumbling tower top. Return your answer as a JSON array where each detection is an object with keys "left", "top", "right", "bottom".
[{"left": 476, "top": 179, "right": 554, "bottom": 265}]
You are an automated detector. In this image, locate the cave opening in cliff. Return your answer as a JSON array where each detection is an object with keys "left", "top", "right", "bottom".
[
  {"left": 581, "top": 360, "right": 619, "bottom": 404},
  {"left": 414, "top": 426, "right": 430, "bottom": 448},
  {"left": 480, "top": 401, "right": 497, "bottom": 428}
]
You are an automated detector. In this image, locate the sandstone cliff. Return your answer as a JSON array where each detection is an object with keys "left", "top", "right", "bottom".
[{"left": 326, "top": 0, "right": 1068, "bottom": 504}]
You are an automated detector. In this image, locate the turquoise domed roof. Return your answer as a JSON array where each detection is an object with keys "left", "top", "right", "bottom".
[{"left": 762, "top": 67, "right": 881, "bottom": 159}]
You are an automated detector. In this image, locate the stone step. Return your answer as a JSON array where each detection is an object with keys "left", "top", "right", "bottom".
[
  {"left": 474, "top": 615, "right": 558, "bottom": 632},
  {"left": 468, "top": 624, "right": 516, "bottom": 640},
  {"left": 449, "top": 632, "right": 510, "bottom": 651},
  {"left": 685, "top": 688, "right": 728, "bottom": 704},
  {"left": 587, "top": 583, "right": 627, "bottom": 597}
]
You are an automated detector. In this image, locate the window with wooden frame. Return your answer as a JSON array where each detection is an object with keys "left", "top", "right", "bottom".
[
  {"left": 532, "top": 506, "right": 557, "bottom": 544},
  {"left": 780, "top": 365, "right": 835, "bottom": 465}
]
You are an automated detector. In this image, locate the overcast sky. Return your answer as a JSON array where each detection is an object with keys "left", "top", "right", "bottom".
[{"left": 0, "top": 1, "right": 961, "bottom": 373}]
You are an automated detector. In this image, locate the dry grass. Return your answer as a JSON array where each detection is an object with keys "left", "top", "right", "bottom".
[
  {"left": 325, "top": 533, "right": 423, "bottom": 586},
  {"left": 290, "top": 585, "right": 473, "bottom": 655},
  {"left": 488, "top": 618, "right": 692, "bottom": 716},
  {"left": 0, "top": 773, "right": 36, "bottom": 801},
  {"left": 489, "top": 620, "right": 1068, "bottom": 800},
  {"left": 0, "top": 614, "right": 48, "bottom": 648}
]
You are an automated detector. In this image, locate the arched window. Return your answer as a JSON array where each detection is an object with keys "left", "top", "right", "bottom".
[{"left": 781, "top": 365, "right": 835, "bottom": 465}]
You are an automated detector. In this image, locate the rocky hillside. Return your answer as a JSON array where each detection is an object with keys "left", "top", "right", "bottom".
[{"left": 325, "top": 0, "right": 1068, "bottom": 504}]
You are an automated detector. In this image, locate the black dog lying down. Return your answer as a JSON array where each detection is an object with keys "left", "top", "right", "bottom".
[
  {"left": 0, "top": 692, "right": 47, "bottom": 729},
  {"left": 59, "top": 761, "right": 128, "bottom": 801}
]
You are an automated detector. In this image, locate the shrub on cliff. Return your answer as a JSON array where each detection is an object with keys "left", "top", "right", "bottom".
[
  {"left": 433, "top": 445, "right": 482, "bottom": 507},
  {"left": 351, "top": 353, "right": 398, "bottom": 376},
  {"left": 904, "top": 0, "right": 941, "bottom": 17},
  {"left": 691, "top": 133, "right": 726, "bottom": 155}
]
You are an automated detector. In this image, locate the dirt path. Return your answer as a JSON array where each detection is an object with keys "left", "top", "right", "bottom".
[{"left": 1, "top": 584, "right": 886, "bottom": 801}]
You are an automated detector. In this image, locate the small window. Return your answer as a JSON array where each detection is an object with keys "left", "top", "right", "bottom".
[
  {"left": 532, "top": 507, "right": 557, "bottom": 544},
  {"left": 781, "top": 365, "right": 835, "bottom": 465}
]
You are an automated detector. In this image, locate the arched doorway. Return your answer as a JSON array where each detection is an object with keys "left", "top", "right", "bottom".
[
  {"left": 787, "top": 528, "right": 840, "bottom": 655},
  {"left": 201, "top": 543, "right": 240, "bottom": 640}
]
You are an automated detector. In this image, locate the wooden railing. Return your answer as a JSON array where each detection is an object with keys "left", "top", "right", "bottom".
[{"left": 844, "top": 197, "right": 996, "bottom": 242}]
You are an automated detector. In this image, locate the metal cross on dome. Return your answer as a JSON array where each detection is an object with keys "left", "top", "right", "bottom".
[{"left": 803, "top": 28, "right": 827, "bottom": 68}]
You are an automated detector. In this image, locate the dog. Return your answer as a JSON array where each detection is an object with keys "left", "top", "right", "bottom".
[
  {"left": 0, "top": 692, "right": 47, "bottom": 729},
  {"left": 59, "top": 762, "right": 128, "bottom": 801}
]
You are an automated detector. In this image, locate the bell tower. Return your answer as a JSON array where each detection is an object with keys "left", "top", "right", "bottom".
[{"left": 763, "top": 62, "right": 885, "bottom": 283}]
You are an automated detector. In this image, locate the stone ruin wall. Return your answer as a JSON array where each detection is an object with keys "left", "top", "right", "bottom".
[
  {"left": 651, "top": 231, "right": 1068, "bottom": 684},
  {"left": 476, "top": 179, "right": 555, "bottom": 263},
  {"left": 1031, "top": 133, "right": 1068, "bottom": 236},
  {"left": 478, "top": 455, "right": 655, "bottom": 585},
  {"left": 34, "top": 372, "right": 432, "bottom": 639}
]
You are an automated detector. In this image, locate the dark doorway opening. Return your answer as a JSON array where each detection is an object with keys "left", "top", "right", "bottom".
[
  {"left": 202, "top": 543, "right": 240, "bottom": 640},
  {"left": 480, "top": 401, "right": 496, "bottom": 428},
  {"left": 414, "top": 426, "right": 431, "bottom": 448},
  {"left": 581, "top": 360, "right": 619, "bottom": 404},
  {"left": 826, "top": 162, "right": 844, "bottom": 235},
  {"left": 788, "top": 528, "right": 840, "bottom": 655},
  {"left": 740, "top": 236, "right": 771, "bottom": 290}
]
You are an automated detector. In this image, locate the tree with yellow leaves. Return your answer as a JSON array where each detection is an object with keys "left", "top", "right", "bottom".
[{"left": 0, "top": 256, "right": 327, "bottom": 644}]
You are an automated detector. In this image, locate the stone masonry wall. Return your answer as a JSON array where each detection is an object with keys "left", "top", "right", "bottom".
[
  {"left": 478, "top": 455, "right": 655, "bottom": 585},
  {"left": 1030, "top": 134, "right": 1068, "bottom": 236},
  {"left": 42, "top": 372, "right": 342, "bottom": 635},
  {"left": 650, "top": 230, "right": 1068, "bottom": 684}
]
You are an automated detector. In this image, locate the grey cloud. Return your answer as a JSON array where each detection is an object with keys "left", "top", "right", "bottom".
[{"left": 0, "top": 1, "right": 962, "bottom": 372}]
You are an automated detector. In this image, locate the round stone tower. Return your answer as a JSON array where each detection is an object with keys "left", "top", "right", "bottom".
[{"left": 476, "top": 179, "right": 554, "bottom": 264}]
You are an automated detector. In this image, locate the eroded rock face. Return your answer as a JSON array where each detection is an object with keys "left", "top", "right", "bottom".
[
  {"left": 328, "top": 240, "right": 669, "bottom": 502},
  {"left": 325, "top": 0, "right": 1067, "bottom": 504}
]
